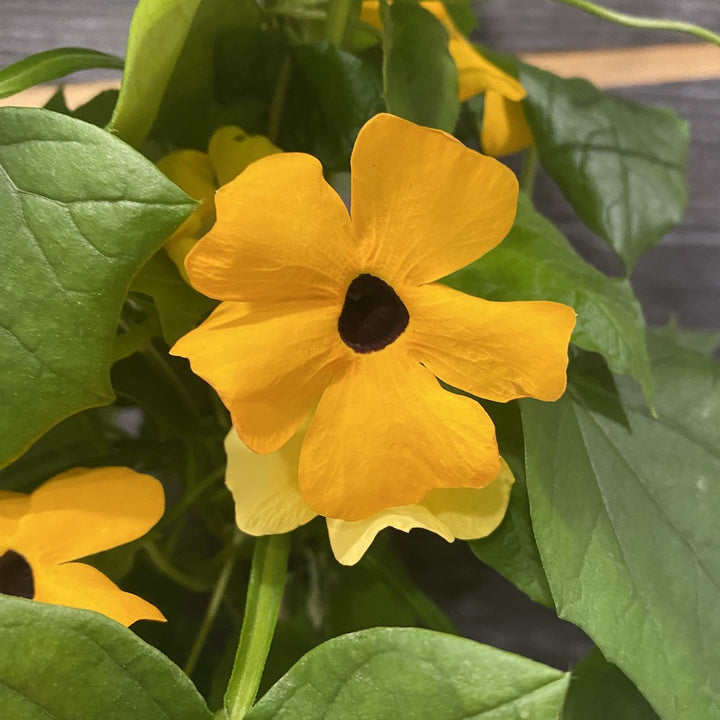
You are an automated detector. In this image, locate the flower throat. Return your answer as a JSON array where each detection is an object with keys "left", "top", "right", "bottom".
[
  {"left": 338, "top": 274, "right": 409, "bottom": 353},
  {"left": 0, "top": 549, "right": 34, "bottom": 599}
]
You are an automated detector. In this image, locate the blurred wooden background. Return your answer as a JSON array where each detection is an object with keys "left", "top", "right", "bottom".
[{"left": 2, "top": 0, "right": 719, "bottom": 669}]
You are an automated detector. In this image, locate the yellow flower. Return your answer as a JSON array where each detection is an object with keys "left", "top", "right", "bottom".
[
  {"left": 224, "top": 423, "right": 515, "bottom": 565},
  {"left": 157, "top": 126, "right": 282, "bottom": 277},
  {"left": 0, "top": 467, "right": 165, "bottom": 626},
  {"left": 171, "top": 112, "right": 575, "bottom": 525},
  {"left": 360, "top": 0, "right": 533, "bottom": 156}
]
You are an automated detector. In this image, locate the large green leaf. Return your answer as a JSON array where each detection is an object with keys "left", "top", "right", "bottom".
[
  {"left": 246, "top": 627, "right": 570, "bottom": 719},
  {"left": 520, "top": 63, "right": 689, "bottom": 271},
  {"left": 445, "top": 193, "right": 653, "bottom": 402},
  {"left": 563, "top": 648, "right": 658, "bottom": 720},
  {"left": 522, "top": 335, "right": 720, "bottom": 718},
  {"left": 382, "top": 2, "right": 459, "bottom": 132},
  {"left": 0, "top": 48, "right": 123, "bottom": 100},
  {"left": 0, "top": 595, "right": 212, "bottom": 719},
  {"left": 109, "top": 0, "right": 203, "bottom": 147},
  {"left": 0, "top": 108, "right": 195, "bottom": 468}
]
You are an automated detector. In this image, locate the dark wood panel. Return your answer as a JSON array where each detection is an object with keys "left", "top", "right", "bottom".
[{"left": 477, "top": 0, "right": 720, "bottom": 52}]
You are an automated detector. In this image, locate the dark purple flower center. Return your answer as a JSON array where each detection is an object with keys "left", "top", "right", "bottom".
[
  {"left": 0, "top": 549, "right": 34, "bottom": 599},
  {"left": 338, "top": 274, "right": 409, "bottom": 353}
]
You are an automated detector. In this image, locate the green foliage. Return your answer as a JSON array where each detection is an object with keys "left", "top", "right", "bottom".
[
  {"left": 522, "top": 334, "right": 720, "bottom": 718},
  {"left": 0, "top": 596, "right": 212, "bottom": 719},
  {"left": 0, "top": 108, "right": 195, "bottom": 469},
  {"left": 563, "top": 648, "right": 658, "bottom": 720},
  {"left": 109, "top": 0, "right": 204, "bottom": 147},
  {"left": 520, "top": 63, "right": 689, "bottom": 271},
  {"left": 0, "top": 48, "right": 123, "bottom": 99},
  {"left": 246, "top": 628, "right": 570, "bottom": 720},
  {"left": 281, "top": 42, "right": 384, "bottom": 169},
  {"left": 382, "top": 2, "right": 459, "bottom": 132},
  {"left": 150, "top": 0, "right": 263, "bottom": 150},
  {"left": 445, "top": 193, "right": 654, "bottom": 403},
  {"left": 132, "top": 251, "right": 217, "bottom": 346}
]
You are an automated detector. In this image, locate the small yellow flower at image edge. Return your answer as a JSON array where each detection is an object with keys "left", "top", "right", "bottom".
[
  {"left": 172, "top": 112, "right": 575, "bottom": 564},
  {"left": 360, "top": 0, "right": 533, "bottom": 156},
  {"left": 0, "top": 467, "right": 165, "bottom": 626},
  {"left": 156, "top": 126, "right": 282, "bottom": 279}
]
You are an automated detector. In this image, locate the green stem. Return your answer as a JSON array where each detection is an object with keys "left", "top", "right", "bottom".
[
  {"left": 161, "top": 466, "right": 225, "bottom": 529},
  {"left": 362, "top": 554, "right": 457, "bottom": 635},
  {"left": 224, "top": 534, "right": 291, "bottom": 720},
  {"left": 141, "top": 344, "right": 199, "bottom": 419},
  {"left": 324, "top": 0, "right": 355, "bottom": 46},
  {"left": 549, "top": 0, "right": 720, "bottom": 46},
  {"left": 185, "top": 534, "right": 243, "bottom": 676},
  {"left": 266, "top": 54, "right": 292, "bottom": 145},
  {"left": 144, "top": 541, "right": 213, "bottom": 593},
  {"left": 519, "top": 145, "right": 539, "bottom": 197}
]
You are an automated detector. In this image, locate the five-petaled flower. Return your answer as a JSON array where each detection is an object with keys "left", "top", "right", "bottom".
[
  {"left": 360, "top": 0, "right": 533, "bottom": 156},
  {"left": 172, "top": 113, "right": 575, "bottom": 538},
  {"left": 0, "top": 467, "right": 165, "bottom": 626}
]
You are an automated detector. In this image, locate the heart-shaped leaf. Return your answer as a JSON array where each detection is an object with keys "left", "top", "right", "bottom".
[
  {"left": 0, "top": 108, "right": 195, "bottom": 468},
  {"left": 0, "top": 595, "right": 212, "bottom": 720},
  {"left": 522, "top": 334, "right": 720, "bottom": 718},
  {"left": 520, "top": 63, "right": 689, "bottom": 271},
  {"left": 246, "top": 627, "right": 570, "bottom": 719}
]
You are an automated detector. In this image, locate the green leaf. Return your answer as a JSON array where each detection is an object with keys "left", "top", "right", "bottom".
[
  {"left": 0, "top": 108, "right": 195, "bottom": 468},
  {"left": 0, "top": 48, "right": 123, "bottom": 100},
  {"left": 132, "top": 250, "right": 216, "bottom": 345},
  {"left": 382, "top": 2, "right": 459, "bottom": 132},
  {"left": 0, "top": 595, "right": 212, "bottom": 720},
  {"left": 522, "top": 337, "right": 720, "bottom": 718},
  {"left": 563, "top": 648, "right": 658, "bottom": 720},
  {"left": 109, "top": 0, "right": 203, "bottom": 147},
  {"left": 150, "top": 0, "right": 264, "bottom": 150},
  {"left": 652, "top": 317, "right": 720, "bottom": 358},
  {"left": 520, "top": 63, "right": 689, "bottom": 271},
  {"left": 281, "top": 42, "right": 384, "bottom": 170},
  {"left": 469, "top": 400, "right": 554, "bottom": 608},
  {"left": 247, "top": 627, "right": 570, "bottom": 720},
  {"left": 444, "top": 193, "right": 653, "bottom": 403}
]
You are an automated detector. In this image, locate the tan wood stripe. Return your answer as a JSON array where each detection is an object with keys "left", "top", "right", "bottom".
[{"left": 1, "top": 42, "right": 719, "bottom": 109}]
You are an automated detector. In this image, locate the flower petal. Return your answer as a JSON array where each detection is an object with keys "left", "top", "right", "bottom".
[
  {"left": 351, "top": 113, "right": 518, "bottom": 286},
  {"left": 299, "top": 345, "right": 500, "bottom": 521},
  {"left": 14, "top": 468, "right": 164, "bottom": 565},
  {"left": 406, "top": 283, "right": 576, "bottom": 402},
  {"left": 326, "top": 459, "right": 514, "bottom": 564},
  {"left": 33, "top": 561, "right": 165, "bottom": 626},
  {"left": 481, "top": 91, "right": 534, "bottom": 157},
  {"left": 327, "top": 505, "right": 454, "bottom": 566},
  {"left": 224, "top": 426, "right": 316, "bottom": 535},
  {"left": 0, "top": 492, "right": 30, "bottom": 549},
  {"left": 185, "top": 153, "right": 356, "bottom": 303},
  {"left": 420, "top": 458, "right": 514, "bottom": 539},
  {"left": 156, "top": 149, "right": 215, "bottom": 201},
  {"left": 172, "top": 300, "right": 344, "bottom": 453},
  {"left": 208, "top": 126, "right": 282, "bottom": 186}
]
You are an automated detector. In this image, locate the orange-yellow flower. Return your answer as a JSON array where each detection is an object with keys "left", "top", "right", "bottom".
[
  {"left": 360, "top": 0, "right": 533, "bottom": 156},
  {"left": 172, "top": 113, "right": 575, "bottom": 525},
  {"left": 0, "top": 467, "right": 165, "bottom": 626},
  {"left": 157, "top": 126, "right": 281, "bottom": 276}
]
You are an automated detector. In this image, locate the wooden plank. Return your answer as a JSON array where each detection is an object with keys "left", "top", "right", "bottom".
[{"left": 520, "top": 43, "right": 720, "bottom": 88}]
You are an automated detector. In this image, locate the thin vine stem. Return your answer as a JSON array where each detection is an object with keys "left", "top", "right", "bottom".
[
  {"left": 185, "top": 533, "right": 244, "bottom": 677},
  {"left": 325, "top": 0, "right": 355, "bottom": 46},
  {"left": 266, "top": 54, "right": 292, "bottom": 145},
  {"left": 223, "top": 533, "right": 291, "bottom": 720},
  {"left": 549, "top": 0, "right": 720, "bottom": 47},
  {"left": 143, "top": 541, "right": 214, "bottom": 593},
  {"left": 519, "top": 145, "right": 539, "bottom": 198}
]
